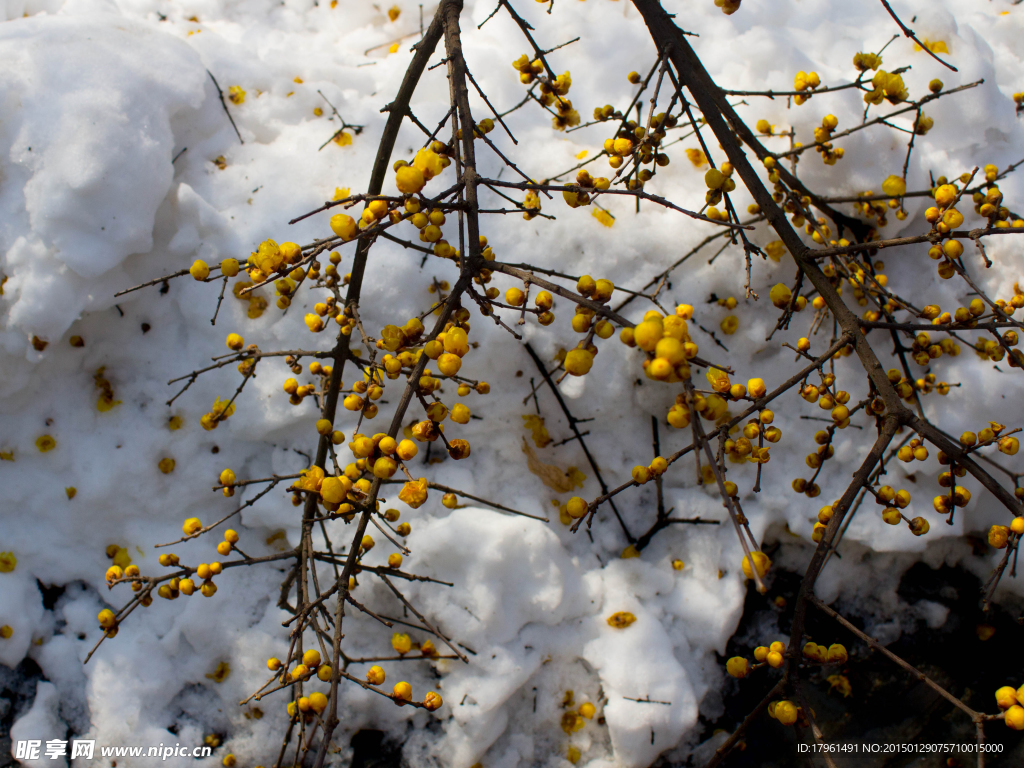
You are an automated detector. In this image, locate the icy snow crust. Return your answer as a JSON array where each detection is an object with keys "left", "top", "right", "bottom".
[{"left": 1, "top": 0, "right": 1023, "bottom": 765}]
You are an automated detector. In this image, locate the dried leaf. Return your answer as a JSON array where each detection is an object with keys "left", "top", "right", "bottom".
[
  {"left": 522, "top": 438, "right": 577, "bottom": 492},
  {"left": 914, "top": 39, "right": 949, "bottom": 54},
  {"left": 560, "top": 711, "right": 584, "bottom": 734},
  {"left": 522, "top": 414, "right": 552, "bottom": 448},
  {"left": 205, "top": 661, "right": 231, "bottom": 683},
  {"left": 685, "top": 148, "right": 708, "bottom": 167},
  {"left": 826, "top": 674, "right": 852, "bottom": 698}
]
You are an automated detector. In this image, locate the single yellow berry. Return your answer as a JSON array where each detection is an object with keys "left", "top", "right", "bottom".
[
  {"left": 881, "top": 175, "right": 906, "bottom": 198},
  {"left": 308, "top": 692, "right": 328, "bottom": 715},
  {"left": 190, "top": 260, "right": 210, "bottom": 280},
  {"left": 826, "top": 643, "right": 848, "bottom": 664},
  {"left": 741, "top": 551, "right": 771, "bottom": 579},
  {"left": 396, "top": 165, "right": 426, "bottom": 194},
  {"left": 564, "top": 348, "right": 594, "bottom": 376},
  {"left": 566, "top": 496, "right": 588, "bottom": 519},
  {"left": 392, "top": 632, "right": 412, "bottom": 654},
  {"left": 769, "top": 283, "right": 792, "bottom": 309},
  {"left": 934, "top": 184, "right": 958, "bottom": 207},
  {"left": 1006, "top": 705, "right": 1024, "bottom": 730},
  {"left": 302, "top": 649, "right": 321, "bottom": 668},
  {"left": 989, "top": 525, "right": 1010, "bottom": 549},
  {"left": 774, "top": 700, "right": 798, "bottom": 726},
  {"left": 726, "top": 656, "right": 750, "bottom": 678},
  {"left": 996, "top": 686, "right": 1018, "bottom": 710},
  {"left": 330, "top": 214, "right": 358, "bottom": 240},
  {"left": 393, "top": 681, "right": 412, "bottom": 702}
]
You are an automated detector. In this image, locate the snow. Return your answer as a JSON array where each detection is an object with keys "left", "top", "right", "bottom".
[
  {"left": 1, "top": 0, "right": 1023, "bottom": 765},
  {"left": 9, "top": 682, "right": 65, "bottom": 768},
  {"left": 0, "top": 14, "right": 206, "bottom": 356}
]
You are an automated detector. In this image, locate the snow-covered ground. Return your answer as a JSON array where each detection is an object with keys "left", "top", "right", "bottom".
[{"left": 2, "top": 0, "right": 1024, "bottom": 765}]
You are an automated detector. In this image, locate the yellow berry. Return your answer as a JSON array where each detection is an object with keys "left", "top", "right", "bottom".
[
  {"left": 308, "top": 692, "right": 328, "bottom": 715},
  {"left": 774, "top": 700, "right": 798, "bottom": 726},
  {"left": 393, "top": 681, "right": 412, "bottom": 702},
  {"left": 741, "top": 551, "right": 770, "bottom": 579},
  {"left": 330, "top": 214, "right": 358, "bottom": 240},
  {"left": 392, "top": 632, "right": 412, "bottom": 654},
  {"left": 989, "top": 525, "right": 1010, "bottom": 549},
  {"left": 565, "top": 348, "right": 594, "bottom": 376},
  {"left": 726, "top": 656, "right": 750, "bottom": 678},
  {"left": 566, "top": 497, "right": 588, "bottom": 519},
  {"left": 396, "top": 439, "right": 418, "bottom": 461},
  {"left": 826, "top": 643, "right": 848, "bottom": 664},
  {"left": 1006, "top": 705, "right": 1024, "bottom": 730},
  {"left": 934, "top": 184, "right": 958, "bottom": 207},
  {"left": 396, "top": 165, "right": 426, "bottom": 194},
  {"left": 769, "top": 283, "right": 792, "bottom": 309},
  {"left": 996, "top": 686, "right": 1019, "bottom": 710},
  {"left": 190, "top": 260, "right": 210, "bottom": 280}
]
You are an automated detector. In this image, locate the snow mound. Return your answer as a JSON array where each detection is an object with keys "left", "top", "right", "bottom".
[{"left": 0, "top": 14, "right": 205, "bottom": 352}]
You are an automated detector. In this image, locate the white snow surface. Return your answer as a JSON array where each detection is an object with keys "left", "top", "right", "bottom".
[{"left": 1, "top": 0, "right": 1023, "bottom": 765}]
